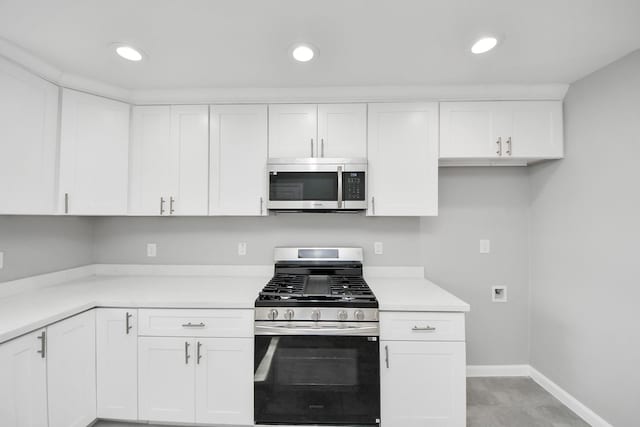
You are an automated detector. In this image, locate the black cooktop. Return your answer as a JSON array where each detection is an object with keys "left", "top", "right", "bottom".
[{"left": 256, "top": 262, "right": 378, "bottom": 308}]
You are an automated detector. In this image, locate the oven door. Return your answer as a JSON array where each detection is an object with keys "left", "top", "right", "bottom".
[{"left": 254, "top": 327, "right": 380, "bottom": 425}]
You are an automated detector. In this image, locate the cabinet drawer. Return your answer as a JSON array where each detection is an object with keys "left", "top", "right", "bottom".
[
  {"left": 138, "top": 309, "right": 253, "bottom": 338},
  {"left": 380, "top": 312, "right": 465, "bottom": 341}
]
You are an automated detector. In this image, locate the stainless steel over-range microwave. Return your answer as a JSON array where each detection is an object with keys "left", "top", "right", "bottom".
[{"left": 267, "top": 158, "right": 367, "bottom": 212}]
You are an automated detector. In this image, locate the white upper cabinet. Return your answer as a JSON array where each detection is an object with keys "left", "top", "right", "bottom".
[
  {"left": 269, "top": 103, "right": 367, "bottom": 158},
  {"left": 317, "top": 103, "right": 367, "bottom": 158},
  {"left": 59, "top": 89, "right": 130, "bottom": 215},
  {"left": 0, "top": 329, "right": 48, "bottom": 427},
  {"left": 96, "top": 309, "right": 138, "bottom": 421},
  {"left": 47, "top": 310, "right": 96, "bottom": 427},
  {"left": 269, "top": 104, "right": 317, "bottom": 158},
  {"left": 367, "top": 102, "right": 439, "bottom": 216},
  {"left": 440, "top": 101, "right": 563, "bottom": 164},
  {"left": 130, "top": 105, "right": 209, "bottom": 216},
  {"left": 209, "top": 104, "right": 268, "bottom": 216},
  {"left": 0, "top": 57, "right": 58, "bottom": 214}
]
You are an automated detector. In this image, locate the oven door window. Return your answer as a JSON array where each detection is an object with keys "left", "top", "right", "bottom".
[
  {"left": 269, "top": 172, "right": 338, "bottom": 201},
  {"left": 254, "top": 335, "right": 380, "bottom": 425}
]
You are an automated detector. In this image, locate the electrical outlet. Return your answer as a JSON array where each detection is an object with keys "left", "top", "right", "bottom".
[
  {"left": 0, "top": 251, "right": 4, "bottom": 269},
  {"left": 146, "top": 243, "right": 157, "bottom": 257},
  {"left": 492, "top": 286, "right": 507, "bottom": 302},
  {"left": 479, "top": 239, "right": 491, "bottom": 254},
  {"left": 374, "top": 242, "right": 383, "bottom": 255},
  {"left": 238, "top": 242, "right": 247, "bottom": 256}
]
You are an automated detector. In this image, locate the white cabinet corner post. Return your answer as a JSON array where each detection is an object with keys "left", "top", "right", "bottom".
[
  {"left": 209, "top": 104, "right": 268, "bottom": 216},
  {"left": 58, "top": 89, "right": 130, "bottom": 215},
  {"left": 0, "top": 329, "right": 48, "bottom": 427},
  {"left": 47, "top": 309, "right": 97, "bottom": 427},
  {"left": 367, "top": 102, "right": 439, "bottom": 216},
  {"left": 96, "top": 308, "right": 138, "bottom": 420}
]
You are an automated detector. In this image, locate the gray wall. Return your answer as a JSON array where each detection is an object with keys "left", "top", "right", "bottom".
[
  {"left": 0, "top": 216, "right": 94, "bottom": 282},
  {"left": 422, "top": 168, "right": 530, "bottom": 365},
  {"left": 529, "top": 50, "right": 640, "bottom": 427}
]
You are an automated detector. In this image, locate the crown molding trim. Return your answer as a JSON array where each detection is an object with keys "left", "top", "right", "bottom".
[{"left": 0, "top": 37, "right": 569, "bottom": 105}]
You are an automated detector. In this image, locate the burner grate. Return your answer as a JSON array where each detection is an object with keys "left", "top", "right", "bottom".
[{"left": 260, "top": 274, "right": 306, "bottom": 299}]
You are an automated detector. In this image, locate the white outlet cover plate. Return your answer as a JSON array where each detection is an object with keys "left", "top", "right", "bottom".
[
  {"left": 146, "top": 243, "right": 157, "bottom": 257},
  {"left": 480, "top": 239, "right": 491, "bottom": 254},
  {"left": 0, "top": 251, "right": 4, "bottom": 269},
  {"left": 238, "top": 242, "right": 247, "bottom": 256},
  {"left": 492, "top": 286, "right": 507, "bottom": 302},
  {"left": 374, "top": 242, "right": 383, "bottom": 255}
]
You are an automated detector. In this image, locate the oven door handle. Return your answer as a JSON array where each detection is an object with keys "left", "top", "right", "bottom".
[{"left": 255, "top": 322, "right": 379, "bottom": 336}]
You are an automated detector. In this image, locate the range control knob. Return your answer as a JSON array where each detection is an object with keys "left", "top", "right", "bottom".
[
  {"left": 337, "top": 310, "right": 348, "bottom": 321},
  {"left": 354, "top": 310, "right": 365, "bottom": 321},
  {"left": 268, "top": 309, "right": 279, "bottom": 321},
  {"left": 311, "top": 310, "right": 321, "bottom": 321},
  {"left": 284, "top": 309, "right": 295, "bottom": 321}
]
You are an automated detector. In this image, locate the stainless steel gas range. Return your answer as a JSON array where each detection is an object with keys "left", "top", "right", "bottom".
[{"left": 254, "top": 247, "right": 380, "bottom": 426}]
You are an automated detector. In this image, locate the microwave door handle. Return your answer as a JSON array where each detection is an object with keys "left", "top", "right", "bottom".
[{"left": 337, "top": 166, "right": 343, "bottom": 208}]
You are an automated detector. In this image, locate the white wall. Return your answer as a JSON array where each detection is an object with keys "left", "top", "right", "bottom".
[
  {"left": 529, "top": 49, "right": 640, "bottom": 427},
  {"left": 0, "top": 216, "right": 93, "bottom": 282}
]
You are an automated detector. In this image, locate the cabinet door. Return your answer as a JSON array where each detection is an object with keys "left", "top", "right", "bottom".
[
  {"left": 0, "top": 57, "right": 58, "bottom": 214},
  {"left": 367, "top": 103, "right": 439, "bottom": 216},
  {"left": 170, "top": 105, "right": 209, "bottom": 215},
  {"left": 268, "top": 104, "right": 317, "bottom": 158},
  {"left": 439, "top": 102, "right": 501, "bottom": 158},
  {"left": 317, "top": 103, "right": 367, "bottom": 158},
  {"left": 195, "top": 338, "right": 253, "bottom": 425},
  {"left": 138, "top": 337, "right": 195, "bottom": 423},
  {"left": 503, "top": 101, "right": 563, "bottom": 159},
  {"left": 96, "top": 309, "right": 138, "bottom": 420},
  {"left": 47, "top": 310, "right": 96, "bottom": 427},
  {"left": 209, "top": 104, "right": 268, "bottom": 216},
  {"left": 381, "top": 341, "right": 466, "bottom": 427},
  {"left": 129, "top": 106, "right": 172, "bottom": 215},
  {"left": 59, "top": 89, "right": 130, "bottom": 214},
  {"left": 0, "top": 330, "right": 48, "bottom": 427}
]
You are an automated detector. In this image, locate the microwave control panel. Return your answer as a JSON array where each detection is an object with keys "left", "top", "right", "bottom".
[{"left": 343, "top": 172, "right": 366, "bottom": 201}]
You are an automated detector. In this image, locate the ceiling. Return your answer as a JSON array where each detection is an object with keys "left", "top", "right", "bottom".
[{"left": 0, "top": 0, "right": 639, "bottom": 90}]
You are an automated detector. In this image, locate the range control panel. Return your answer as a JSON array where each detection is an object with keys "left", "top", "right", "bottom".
[{"left": 343, "top": 172, "right": 365, "bottom": 201}]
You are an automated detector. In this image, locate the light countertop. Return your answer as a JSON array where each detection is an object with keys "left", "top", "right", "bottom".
[{"left": 0, "top": 269, "right": 469, "bottom": 344}]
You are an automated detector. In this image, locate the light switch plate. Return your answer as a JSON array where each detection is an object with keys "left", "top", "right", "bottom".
[
  {"left": 238, "top": 242, "right": 247, "bottom": 256},
  {"left": 374, "top": 242, "right": 383, "bottom": 255},
  {"left": 0, "top": 251, "right": 4, "bottom": 269},
  {"left": 146, "top": 243, "right": 157, "bottom": 257},
  {"left": 479, "top": 239, "right": 491, "bottom": 254}
]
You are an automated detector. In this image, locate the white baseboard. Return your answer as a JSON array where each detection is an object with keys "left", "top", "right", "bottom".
[
  {"left": 467, "top": 364, "right": 613, "bottom": 427},
  {"left": 467, "top": 364, "right": 530, "bottom": 377},
  {"left": 529, "top": 366, "right": 613, "bottom": 427}
]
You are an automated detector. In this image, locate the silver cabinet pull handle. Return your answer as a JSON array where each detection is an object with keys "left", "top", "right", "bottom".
[
  {"left": 496, "top": 137, "right": 502, "bottom": 156},
  {"left": 310, "top": 138, "right": 314, "bottom": 157},
  {"left": 160, "top": 197, "right": 166, "bottom": 215},
  {"left": 37, "top": 331, "right": 46, "bottom": 358},
  {"left": 506, "top": 137, "right": 512, "bottom": 156},
  {"left": 182, "top": 322, "right": 206, "bottom": 328},
  {"left": 185, "top": 341, "right": 190, "bottom": 364},
  {"left": 321, "top": 138, "right": 325, "bottom": 157},
  {"left": 260, "top": 197, "right": 264, "bottom": 215},
  {"left": 371, "top": 196, "right": 375, "bottom": 215},
  {"left": 412, "top": 325, "right": 436, "bottom": 332},
  {"left": 125, "top": 312, "right": 133, "bottom": 334},
  {"left": 197, "top": 341, "right": 202, "bottom": 364},
  {"left": 64, "top": 193, "right": 69, "bottom": 214},
  {"left": 385, "top": 345, "right": 389, "bottom": 369},
  {"left": 169, "top": 196, "right": 175, "bottom": 215}
]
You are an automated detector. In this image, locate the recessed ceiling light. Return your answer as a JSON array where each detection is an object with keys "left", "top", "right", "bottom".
[
  {"left": 471, "top": 37, "right": 498, "bottom": 54},
  {"left": 115, "top": 45, "right": 143, "bottom": 61},
  {"left": 292, "top": 44, "right": 315, "bottom": 62}
]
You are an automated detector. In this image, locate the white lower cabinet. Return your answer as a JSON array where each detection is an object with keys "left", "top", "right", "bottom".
[
  {"left": 138, "top": 337, "right": 196, "bottom": 423},
  {"left": 47, "top": 310, "right": 96, "bottom": 427},
  {"left": 96, "top": 308, "right": 138, "bottom": 420},
  {"left": 195, "top": 338, "right": 253, "bottom": 425},
  {"left": 0, "top": 330, "right": 48, "bottom": 427}
]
